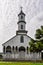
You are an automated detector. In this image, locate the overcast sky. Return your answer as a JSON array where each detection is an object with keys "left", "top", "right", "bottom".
[{"left": 0, "top": 0, "right": 43, "bottom": 52}]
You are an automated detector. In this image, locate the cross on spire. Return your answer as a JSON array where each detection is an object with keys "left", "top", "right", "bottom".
[
  {"left": 20, "top": 6, "right": 23, "bottom": 11},
  {"left": 18, "top": 7, "right": 25, "bottom": 16}
]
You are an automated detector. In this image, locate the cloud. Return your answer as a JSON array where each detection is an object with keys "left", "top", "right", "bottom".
[
  {"left": 28, "top": 12, "right": 43, "bottom": 39},
  {"left": 37, "top": 12, "right": 43, "bottom": 21}
]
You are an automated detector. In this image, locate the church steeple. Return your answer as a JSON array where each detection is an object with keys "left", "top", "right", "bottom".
[
  {"left": 16, "top": 7, "right": 28, "bottom": 35},
  {"left": 17, "top": 7, "right": 26, "bottom": 24}
]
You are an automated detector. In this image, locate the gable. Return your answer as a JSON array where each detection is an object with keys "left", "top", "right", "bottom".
[{"left": 2, "top": 35, "right": 32, "bottom": 47}]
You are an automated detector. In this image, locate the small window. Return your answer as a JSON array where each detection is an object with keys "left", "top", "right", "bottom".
[
  {"left": 20, "top": 36, "right": 24, "bottom": 43},
  {"left": 21, "top": 25, "right": 23, "bottom": 29}
]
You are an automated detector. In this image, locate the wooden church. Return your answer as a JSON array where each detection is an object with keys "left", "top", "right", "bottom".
[{"left": 1, "top": 7, "right": 41, "bottom": 60}]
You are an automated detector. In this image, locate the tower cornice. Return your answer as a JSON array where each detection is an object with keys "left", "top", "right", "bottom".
[
  {"left": 16, "top": 30, "right": 28, "bottom": 35},
  {"left": 17, "top": 21, "right": 26, "bottom": 24}
]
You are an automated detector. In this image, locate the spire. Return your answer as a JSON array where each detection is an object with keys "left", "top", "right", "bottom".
[{"left": 18, "top": 7, "right": 25, "bottom": 16}]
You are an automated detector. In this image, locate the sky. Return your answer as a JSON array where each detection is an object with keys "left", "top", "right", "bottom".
[{"left": 0, "top": 0, "right": 43, "bottom": 52}]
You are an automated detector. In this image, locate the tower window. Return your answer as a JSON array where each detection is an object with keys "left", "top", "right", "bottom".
[
  {"left": 21, "top": 25, "right": 23, "bottom": 29},
  {"left": 20, "top": 36, "right": 24, "bottom": 43},
  {"left": 21, "top": 15, "right": 23, "bottom": 19}
]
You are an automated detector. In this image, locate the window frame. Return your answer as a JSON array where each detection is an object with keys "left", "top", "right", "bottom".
[
  {"left": 21, "top": 15, "right": 23, "bottom": 19},
  {"left": 20, "top": 36, "right": 24, "bottom": 43},
  {"left": 21, "top": 25, "right": 23, "bottom": 29}
]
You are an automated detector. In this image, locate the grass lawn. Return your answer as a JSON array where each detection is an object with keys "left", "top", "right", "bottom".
[{"left": 0, "top": 62, "right": 43, "bottom": 65}]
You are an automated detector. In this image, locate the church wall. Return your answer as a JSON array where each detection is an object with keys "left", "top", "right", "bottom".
[{"left": 3, "top": 35, "right": 30, "bottom": 48}]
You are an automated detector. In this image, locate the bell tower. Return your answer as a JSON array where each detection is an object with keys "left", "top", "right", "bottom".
[{"left": 16, "top": 7, "right": 28, "bottom": 35}]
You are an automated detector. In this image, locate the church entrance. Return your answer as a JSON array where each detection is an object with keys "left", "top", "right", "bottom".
[{"left": 19, "top": 46, "right": 25, "bottom": 59}]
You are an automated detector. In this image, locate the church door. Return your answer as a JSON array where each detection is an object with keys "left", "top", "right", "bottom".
[{"left": 19, "top": 46, "right": 25, "bottom": 60}]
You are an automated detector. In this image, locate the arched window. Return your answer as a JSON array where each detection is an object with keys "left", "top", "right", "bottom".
[
  {"left": 16, "top": 46, "right": 18, "bottom": 51},
  {"left": 3, "top": 46, "right": 5, "bottom": 53},
  {"left": 21, "top": 25, "right": 23, "bottom": 29},
  {"left": 27, "top": 46, "right": 29, "bottom": 54},
  {"left": 19, "top": 46, "right": 25, "bottom": 52},
  {"left": 6, "top": 46, "right": 11, "bottom": 53},
  {"left": 20, "top": 36, "right": 24, "bottom": 43},
  {"left": 12, "top": 46, "right": 14, "bottom": 51}
]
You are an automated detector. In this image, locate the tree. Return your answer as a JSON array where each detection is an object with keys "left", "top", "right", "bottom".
[
  {"left": 35, "top": 26, "right": 43, "bottom": 39},
  {"left": 35, "top": 26, "right": 43, "bottom": 50},
  {"left": 35, "top": 26, "right": 43, "bottom": 56},
  {"left": 29, "top": 39, "right": 36, "bottom": 52},
  {"left": 29, "top": 26, "right": 43, "bottom": 53}
]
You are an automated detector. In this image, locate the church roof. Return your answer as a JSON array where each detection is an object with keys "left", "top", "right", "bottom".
[{"left": 2, "top": 35, "right": 17, "bottom": 46}]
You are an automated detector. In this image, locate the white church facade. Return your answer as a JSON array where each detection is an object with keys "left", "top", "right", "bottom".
[
  {"left": 2, "top": 8, "right": 41, "bottom": 60},
  {"left": 2, "top": 8, "right": 31, "bottom": 59}
]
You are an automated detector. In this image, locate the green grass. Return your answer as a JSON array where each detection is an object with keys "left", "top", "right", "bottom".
[{"left": 0, "top": 62, "right": 43, "bottom": 65}]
